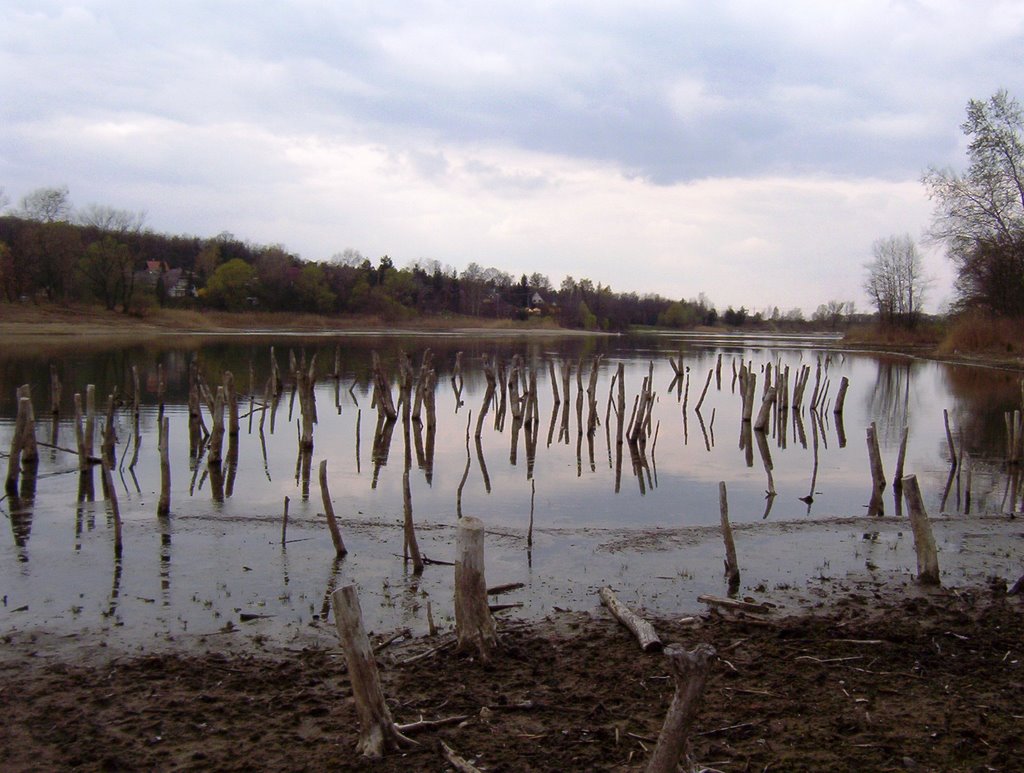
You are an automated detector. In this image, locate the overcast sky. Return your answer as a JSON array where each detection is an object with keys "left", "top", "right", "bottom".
[{"left": 3, "top": 1, "right": 1023, "bottom": 314}]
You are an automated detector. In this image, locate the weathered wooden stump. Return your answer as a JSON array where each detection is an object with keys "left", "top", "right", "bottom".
[
  {"left": 455, "top": 516, "right": 497, "bottom": 661},
  {"left": 646, "top": 644, "right": 716, "bottom": 773}
]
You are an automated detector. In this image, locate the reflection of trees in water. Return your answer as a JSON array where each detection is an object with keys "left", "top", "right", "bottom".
[
  {"left": 866, "top": 357, "right": 914, "bottom": 445},
  {"left": 941, "top": 364, "right": 1022, "bottom": 459}
]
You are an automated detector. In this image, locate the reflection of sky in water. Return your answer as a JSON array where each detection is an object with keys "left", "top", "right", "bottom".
[{"left": 1, "top": 334, "right": 1021, "bottom": 647}]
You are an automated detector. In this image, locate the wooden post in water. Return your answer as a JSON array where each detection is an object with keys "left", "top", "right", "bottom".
[
  {"left": 157, "top": 416, "right": 171, "bottom": 517},
  {"left": 331, "top": 585, "right": 414, "bottom": 758},
  {"left": 832, "top": 376, "right": 849, "bottom": 416},
  {"left": 943, "top": 408, "right": 958, "bottom": 470},
  {"left": 318, "top": 460, "right": 347, "bottom": 557},
  {"left": 455, "top": 516, "right": 497, "bottom": 662},
  {"left": 719, "top": 482, "right": 740, "bottom": 594},
  {"left": 5, "top": 396, "right": 28, "bottom": 495},
  {"left": 902, "top": 474, "right": 940, "bottom": 585},
  {"left": 753, "top": 387, "right": 777, "bottom": 432},
  {"left": 866, "top": 422, "right": 886, "bottom": 516}
]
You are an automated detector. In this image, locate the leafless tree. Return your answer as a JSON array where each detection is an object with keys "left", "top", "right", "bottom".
[
  {"left": 864, "top": 234, "right": 928, "bottom": 327},
  {"left": 19, "top": 185, "right": 72, "bottom": 222}
]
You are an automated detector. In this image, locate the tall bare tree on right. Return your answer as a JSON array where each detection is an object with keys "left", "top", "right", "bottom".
[{"left": 923, "top": 90, "right": 1024, "bottom": 315}]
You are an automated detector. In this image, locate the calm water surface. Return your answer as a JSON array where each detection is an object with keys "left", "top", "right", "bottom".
[{"left": 1, "top": 332, "right": 1020, "bottom": 646}]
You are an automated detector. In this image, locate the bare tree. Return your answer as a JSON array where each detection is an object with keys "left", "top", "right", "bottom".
[
  {"left": 864, "top": 235, "right": 928, "bottom": 327},
  {"left": 19, "top": 185, "right": 72, "bottom": 222},
  {"left": 78, "top": 204, "right": 146, "bottom": 236},
  {"left": 0, "top": 187, "right": 10, "bottom": 213}
]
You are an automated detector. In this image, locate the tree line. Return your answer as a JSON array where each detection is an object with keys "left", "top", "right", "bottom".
[{"left": 0, "top": 185, "right": 858, "bottom": 331}]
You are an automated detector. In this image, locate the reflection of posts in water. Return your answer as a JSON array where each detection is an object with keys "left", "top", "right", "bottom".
[
  {"left": 558, "top": 397, "right": 570, "bottom": 445},
  {"left": 546, "top": 399, "right": 559, "bottom": 447},
  {"left": 475, "top": 434, "right": 491, "bottom": 492},
  {"left": 354, "top": 408, "right": 361, "bottom": 474},
  {"left": 457, "top": 411, "right": 472, "bottom": 518},
  {"left": 100, "top": 460, "right": 123, "bottom": 559},
  {"left": 793, "top": 409, "right": 808, "bottom": 450},
  {"left": 296, "top": 447, "right": 313, "bottom": 501},
  {"left": 833, "top": 410, "right": 846, "bottom": 448},
  {"left": 548, "top": 359, "right": 560, "bottom": 406},
  {"left": 719, "top": 482, "right": 740, "bottom": 594},
  {"left": 296, "top": 356, "right": 317, "bottom": 451},
  {"left": 208, "top": 458, "right": 225, "bottom": 502},
  {"left": 318, "top": 555, "right": 344, "bottom": 621},
  {"left": 9, "top": 463, "right": 37, "bottom": 561},
  {"left": 738, "top": 418, "right": 753, "bottom": 467},
  {"left": 866, "top": 423, "right": 886, "bottom": 516},
  {"left": 475, "top": 373, "right": 495, "bottom": 439},
  {"left": 586, "top": 427, "right": 595, "bottom": 474},
  {"left": 225, "top": 430, "right": 238, "bottom": 498},
  {"left": 627, "top": 438, "right": 650, "bottom": 495},
  {"left": 754, "top": 428, "right": 776, "bottom": 498},
  {"left": 224, "top": 370, "right": 240, "bottom": 437},
  {"left": 510, "top": 415, "right": 522, "bottom": 466},
  {"left": 158, "top": 508, "right": 172, "bottom": 604},
  {"left": 526, "top": 417, "right": 539, "bottom": 478},
  {"left": 892, "top": 425, "right": 909, "bottom": 515},
  {"left": 423, "top": 421, "right": 436, "bottom": 485},
  {"left": 370, "top": 414, "right": 396, "bottom": 489},
  {"left": 800, "top": 411, "right": 821, "bottom": 514},
  {"left": 585, "top": 355, "right": 602, "bottom": 436}
]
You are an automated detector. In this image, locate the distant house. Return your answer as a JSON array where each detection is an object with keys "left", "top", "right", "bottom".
[{"left": 530, "top": 291, "right": 546, "bottom": 307}]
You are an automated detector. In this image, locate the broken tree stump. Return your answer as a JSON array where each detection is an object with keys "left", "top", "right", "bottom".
[
  {"left": 331, "top": 584, "right": 414, "bottom": 758},
  {"left": 902, "top": 474, "right": 940, "bottom": 586},
  {"left": 598, "top": 586, "right": 662, "bottom": 652},
  {"left": 645, "top": 643, "right": 716, "bottom": 773},
  {"left": 454, "top": 516, "right": 498, "bottom": 662}
]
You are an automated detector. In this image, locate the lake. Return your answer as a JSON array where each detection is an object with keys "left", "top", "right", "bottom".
[{"left": 1, "top": 331, "right": 1021, "bottom": 651}]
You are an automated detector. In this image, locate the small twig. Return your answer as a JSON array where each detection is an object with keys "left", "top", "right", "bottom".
[
  {"left": 395, "top": 714, "right": 469, "bottom": 733},
  {"left": 441, "top": 741, "right": 482, "bottom": 773}
]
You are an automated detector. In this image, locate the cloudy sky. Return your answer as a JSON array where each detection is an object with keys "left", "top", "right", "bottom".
[{"left": 3, "top": 1, "right": 1023, "bottom": 313}]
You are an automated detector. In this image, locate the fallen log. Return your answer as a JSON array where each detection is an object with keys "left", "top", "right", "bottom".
[
  {"left": 598, "top": 586, "right": 662, "bottom": 652},
  {"left": 698, "top": 595, "right": 770, "bottom": 614}
]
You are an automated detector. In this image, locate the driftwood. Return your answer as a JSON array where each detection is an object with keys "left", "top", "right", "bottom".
[
  {"left": 455, "top": 516, "right": 498, "bottom": 661},
  {"left": 902, "top": 474, "right": 940, "bottom": 586},
  {"left": 441, "top": 741, "right": 483, "bottom": 773},
  {"left": 598, "top": 586, "right": 662, "bottom": 652},
  {"left": 331, "top": 585, "right": 415, "bottom": 758},
  {"left": 645, "top": 644, "right": 716, "bottom": 773}
]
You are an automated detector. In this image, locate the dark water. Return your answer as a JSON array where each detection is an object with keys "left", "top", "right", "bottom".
[{"left": 1, "top": 331, "right": 1020, "bottom": 647}]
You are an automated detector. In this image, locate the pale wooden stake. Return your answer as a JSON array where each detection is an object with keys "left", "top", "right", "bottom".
[
  {"left": 752, "top": 386, "right": 777, "bottom": 432},
  {"left": 331, "top": 585, "right": 414, "bottom": 758},
  {"left": 598, "top": 586, "right": 662, "bottom": 652},
  {"left": 902, "top": 474, "right": 940, "bottom": 585},
  {"left": 454, "top": 516, "right": 498, "bottom": 662},
  {"left": 645, "top": 644, "right": 716, "bottom": 773}
]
